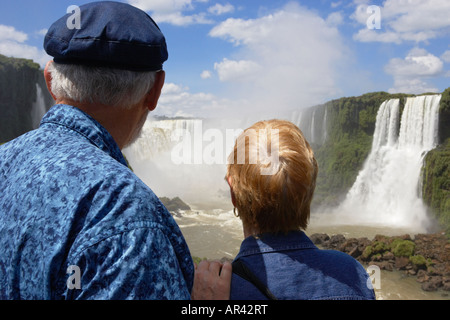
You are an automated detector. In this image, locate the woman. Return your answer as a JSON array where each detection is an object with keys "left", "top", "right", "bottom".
[{"left": 226, "top": 120, "right": 375, "bottom": 300}]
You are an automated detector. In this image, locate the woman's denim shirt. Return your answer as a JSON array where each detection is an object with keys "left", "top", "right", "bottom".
[{"left": 231, "top": 231, "right": 376, "bottom": 300}]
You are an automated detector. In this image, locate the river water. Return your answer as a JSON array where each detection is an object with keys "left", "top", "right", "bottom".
[{"left": 174, "top": 208, "right": 449, "bottom": 300}]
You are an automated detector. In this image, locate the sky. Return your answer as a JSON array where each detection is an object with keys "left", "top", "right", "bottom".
[{"left": 1, "top": 0, "right": 449, "bottom": 119}]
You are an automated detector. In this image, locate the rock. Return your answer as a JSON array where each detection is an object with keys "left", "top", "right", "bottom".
[
  {"left": 443, "top": 278, "right": 450, "bottom": 291},
  {"left": 312, "top": 231, "right": 449, "bottom": 294},
  {"left": 395, "top": 256, "right": 410, "bottom": 270},
  {"left": 371, "top": 261, "right": 394, "bottom": 271},
  {"left": 310, "top": 233, "right": 330, "bottom": 245},
  {"left": 416, "top": 269, "right": 429, "bottom": 283},
  {"left": 348, "top": 246, "right": 361, "bottom": 258},
  {"left": 421, "top": 276, "right": 443, "bottom": 292},
  {"left": 160, "top": 196, "right": 191, "bottom": 214},
  {"left": 407, "top": 269, "right": 417, "bottom": 276},
  {"left": 326, "top": 234, "right": 346, "bottom": 249},
  {"left": 339, "top": 238, "right": 359, "bottom": 253},
  {"left": 382, "top": 251, "right": 394, "bottom": 261}
]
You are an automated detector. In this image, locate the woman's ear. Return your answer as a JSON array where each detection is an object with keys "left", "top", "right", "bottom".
[
  {"left": 44, "top": 60, "right": 57, "bottom": 101},
  {"left": 226, "top": 176, "right": 237, "bottom": 208}
]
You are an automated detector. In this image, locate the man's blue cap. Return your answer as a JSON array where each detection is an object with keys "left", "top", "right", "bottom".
[{"left": 44, "top": 1, "right": 168, "bottom": 71}]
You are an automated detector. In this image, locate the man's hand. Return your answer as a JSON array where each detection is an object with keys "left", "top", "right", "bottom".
[{"left": 191, "top": 260, "right": 232, "bottom": 300}]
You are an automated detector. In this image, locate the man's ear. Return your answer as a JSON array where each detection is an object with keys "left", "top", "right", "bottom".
[
  {"left": 145, "top": 71, "right": 165, "bottom": 111},
  {"left": 44, "top": 60, "right": 57, "bottom": 101}
]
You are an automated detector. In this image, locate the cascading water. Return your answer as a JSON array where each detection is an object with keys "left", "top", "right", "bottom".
[
  {"left": 126, "top": 118, "right": 202, "bottom": 161},
  {"left": 291, "top": 104, "right": 328, "bottom": 146},
  {"left": 335, "top": 95, "right": 441, "bottom": 232},
  {"left": 31, "top": 83, "right": 47, "bottom": 129}
]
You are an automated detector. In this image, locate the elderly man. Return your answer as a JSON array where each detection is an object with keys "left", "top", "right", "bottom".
[{"left": 0, "top": 1, "right": 230, "bottom": 300}]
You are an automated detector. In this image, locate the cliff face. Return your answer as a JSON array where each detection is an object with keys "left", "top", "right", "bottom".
[
  {"left": 422, "top": 88, "right": 450, "bottom": 234},
  {"left": 0, "top": 54, "right": 53, "bottom": 143}
]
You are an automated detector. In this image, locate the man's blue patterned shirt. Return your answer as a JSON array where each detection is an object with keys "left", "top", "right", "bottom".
[{"left": 0, "top": 104, "right": 194, "bottom": 300}]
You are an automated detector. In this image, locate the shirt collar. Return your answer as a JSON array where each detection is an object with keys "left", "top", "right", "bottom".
[
  {"left": 40, "top": 104, "right": 128, "bottom": 167},
  {"left": 235, "top": 231, "right": 317, "bottom": 260}
]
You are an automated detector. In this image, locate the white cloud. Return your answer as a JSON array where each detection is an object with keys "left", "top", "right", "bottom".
[
  {"left": 352, "top": 0, "right": 450, "bottom": 43},
  {"left": 152, "top": 11, "right": 212, "bottom": 26},
  {"left": 214, "top": 58, "right": 261, "bottom": 82},
  {"left": 331, "top": 2, "right": 343, "bottom": 9},
  {"left": 208, "top": 2, "right": 347, "bottom": 114},
  {"left": 208, "top": 3, "right": 234, "bottom": 15},
  {"left": 0, "top": 25, "right": 50, "bottom": 67},
  {"left": 385, "top": 48, "right": 444, "bottom": 93},
  {"left": 128, "top": 0, "right": 194, "bottom": 13},
  {"left": 0, "top": 25, "right": 28, "bottom": 42},
  {"left": 326, "top": 11, "right": 344, "bottom": 27},
  {"left": 36, "top": 29, "right": 48, "bottom": 37},
  {"left": 353, "top": 28, "right": 402, "bottom": 44},
  {"left": 441, "top": 50, "right": 450, "bottom": 63},
  {"left": 200, "top": 70, "right": 212, "bottom": 79},
  {"left": 156, "top": 82, "right": 233, "bottom": 118},
  {"left": 127, "top": 0, "right": 213, "bottom": 25}
]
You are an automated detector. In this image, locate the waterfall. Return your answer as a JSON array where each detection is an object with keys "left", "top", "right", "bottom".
[
  {"left": 310, "top": 109, "right": 316, "bottom": 144},
  {"left": 323, "top": 107, "right": 328, "bottom": 143},
  {"left": 125, "top": 118, "right": 202, "bottom": 161},
  {"left": 123, "top": 117, "right": 244, "bottom": 209},
  {"left": 31, "top": 83, "right": 47, "bottom": 129},
  {"left": 336, "top": 95, "right": 441, "bottom": 232},
  {"left": 290, "top": 104, "right": 328, "bottom": 146}
]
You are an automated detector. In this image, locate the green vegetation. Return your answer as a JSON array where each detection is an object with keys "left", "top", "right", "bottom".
[
  {"left": 0, "top": 54, "right": 40, "bottom": 71},
  {"left": 362, "top": 237, "right": 416, "bottom": 260},
  {"left": 391, "top": 239, "right": 415, "bottom": 257},
  {"left": 362, "top": 240, "right": 388, "bottom": 260},
  {"left": 422, "top": 137, "right": 450, "bottom": 236},
  {"left": 410, "top": 254, "right": 427, "bottom": 268},
  {"left": 438, "top": 88, "right": 450, "bottom": 143},
  {"left": 422, "top": 88, "right": 450, "bottom": 236}
]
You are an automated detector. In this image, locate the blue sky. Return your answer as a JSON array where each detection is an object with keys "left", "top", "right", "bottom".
[{"left": 1, "top": 0, "right": 449, "bottom": 118}]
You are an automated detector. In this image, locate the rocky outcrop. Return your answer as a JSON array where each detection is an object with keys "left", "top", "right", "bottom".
[
  {"left": 310, "top": 232, "right": 450, "bottom": 292},
  {"left": 160, "top": 197, "right": 191, "bottom": 216}
]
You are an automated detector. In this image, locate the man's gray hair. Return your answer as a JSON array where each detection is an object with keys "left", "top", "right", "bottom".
[{"left": 47, "top": 62, "right": 157, "bottom": 109}]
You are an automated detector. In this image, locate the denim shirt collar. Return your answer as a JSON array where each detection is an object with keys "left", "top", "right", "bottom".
[
  {"left": 40, "top": 104, "right": 128, "bottom": 167},
  {"left": 235, "top": 231, "right": 317, "bottom": 260}
]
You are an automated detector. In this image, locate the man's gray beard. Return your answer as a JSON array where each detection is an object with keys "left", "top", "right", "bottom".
[{"left": 124, "top": 110, "right": 149, "bottom": 149}]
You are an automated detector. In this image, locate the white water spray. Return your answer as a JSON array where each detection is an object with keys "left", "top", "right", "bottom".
[
  {"left": 335, "top": 95, "right": 441, "bottom": 232},
  {"left": 31, "top": 83, "right": 47, "bottom": 129},
  {"left": 123, "top": 117, "right": 250, "bottom": 209}
]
